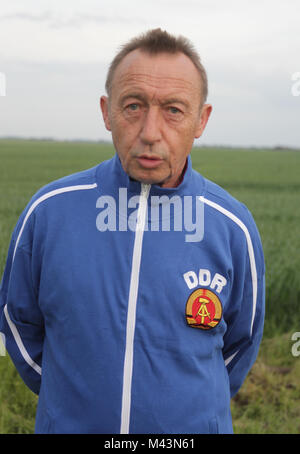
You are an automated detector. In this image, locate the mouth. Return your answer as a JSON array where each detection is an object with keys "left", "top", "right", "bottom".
[{"left": 136, "top": 154, "right": 164, "bottom": 169}]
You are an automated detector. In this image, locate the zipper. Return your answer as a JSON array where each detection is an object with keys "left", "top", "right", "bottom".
[{"left": 120, "top": 182, "right": 151, "bottom": 434}]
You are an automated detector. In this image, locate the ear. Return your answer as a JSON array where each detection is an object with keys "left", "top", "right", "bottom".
[
  {"left": 195, "top": 103, "right": 212, "bottom": 139},
  {"left": 100, "top": 96, "right": 111, "bottom": 131}
]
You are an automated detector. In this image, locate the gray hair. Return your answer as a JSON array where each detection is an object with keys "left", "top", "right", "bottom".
[{"left": 105, "top": 28, "right": 208, "bottom": 104}]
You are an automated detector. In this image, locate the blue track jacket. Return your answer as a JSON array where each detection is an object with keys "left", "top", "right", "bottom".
[{"left": 0, "top": 154, "right": 265, "bottom": 434}]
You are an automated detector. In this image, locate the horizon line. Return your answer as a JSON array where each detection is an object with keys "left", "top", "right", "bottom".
[{"left": 0, "top": 136, "right": 299, "bottom": 151}]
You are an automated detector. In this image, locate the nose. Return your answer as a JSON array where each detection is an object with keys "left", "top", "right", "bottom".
[{"left": 139, "top": 107, "right": 162, "bottom": 145}]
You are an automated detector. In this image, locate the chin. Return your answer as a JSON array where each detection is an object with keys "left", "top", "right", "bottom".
[{"left": 131, "top": 170, "right": 170, "bottom": 186}]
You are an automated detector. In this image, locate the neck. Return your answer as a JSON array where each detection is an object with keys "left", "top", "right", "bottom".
[{"left": 159, "top": 159, "right": 188, "bottom": 188}]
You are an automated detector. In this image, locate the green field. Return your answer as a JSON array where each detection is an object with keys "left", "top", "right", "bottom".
[{"left": 0, "top": 139, "right": 300, "bottom": 433}]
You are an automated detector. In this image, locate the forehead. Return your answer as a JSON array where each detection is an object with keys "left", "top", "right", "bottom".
[{"left": 111, "top": 49, "right": 201, "bottom": 100}]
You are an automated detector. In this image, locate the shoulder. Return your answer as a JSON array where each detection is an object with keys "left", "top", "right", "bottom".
[
  {"left": 192, "top": 169, "right": 256, "bottom": 229},
  {"left": 33, "top": 165, "right": 99, "bottom": 198},
  {"left": 25, "top": 165, "right": 99, "bottom": 212},
  {"left": 192, "top": 169, "right": 265, "bottom": 268},
  {"left": 13, "top": 165, "right": 100, "bottom": 241}
]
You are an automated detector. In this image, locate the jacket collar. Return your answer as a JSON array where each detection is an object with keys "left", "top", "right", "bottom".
[{"left": 96, "top": 152, "right": 196, "bottom": 198}]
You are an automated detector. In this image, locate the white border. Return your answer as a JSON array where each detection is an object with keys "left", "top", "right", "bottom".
[
  {"left": 6, "top": 183, "right": 97, "bottom": 375},
  {"left": 199, "top": 196, "right": 258, "bottom": 366}
]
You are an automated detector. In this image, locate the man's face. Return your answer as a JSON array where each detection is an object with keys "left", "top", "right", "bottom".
[{"left": 100, "top": 49, "right": 212, "bottom": 188}]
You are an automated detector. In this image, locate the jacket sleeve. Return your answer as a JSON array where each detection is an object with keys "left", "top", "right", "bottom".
[
  {"left": 0, "top": 212, "right": 44, "bottom": 395},
  {"left": 222, "top": 212, "right": 265, "bottom": 398}
]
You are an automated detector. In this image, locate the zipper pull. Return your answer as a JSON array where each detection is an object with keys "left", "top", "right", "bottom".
[{"left": 141, "top": 183, "right": 151, "bottom": 198}]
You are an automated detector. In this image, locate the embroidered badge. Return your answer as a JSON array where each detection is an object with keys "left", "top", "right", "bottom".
[{"left": 185, "top": 288, "right": 222, "bottom": 330}]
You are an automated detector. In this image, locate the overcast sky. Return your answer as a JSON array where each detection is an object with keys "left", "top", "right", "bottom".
[{"left": 0, "top": 0, "right": 299, "bottom": 147}]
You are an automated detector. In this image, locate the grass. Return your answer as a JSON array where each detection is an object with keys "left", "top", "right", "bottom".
[
  {"left": 231, "top": 333, "right": 300, "bottom": 433},
  {"left": 0, "top": 356, "right": 37, "bottom": 433},
  {"left": 0, "top": 139, "right": 300, "bottom": 433}
]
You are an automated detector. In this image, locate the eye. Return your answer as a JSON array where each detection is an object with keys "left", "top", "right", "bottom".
[
  {"left": 169, "top": 106, "right": 181, "bottom": 114},
  {"left": 126, "top": 103, "right": 140, "bottom": 112},
  {"left": 166, "top": 106, "right": 184, "bottom": 120},
  {"left": 166, "top": 106, "right": 184, "bottom": 117}
]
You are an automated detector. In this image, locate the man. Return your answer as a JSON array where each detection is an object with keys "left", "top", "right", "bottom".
[{"left": 0, "top": 29, "right": 265, "bottom": 434}]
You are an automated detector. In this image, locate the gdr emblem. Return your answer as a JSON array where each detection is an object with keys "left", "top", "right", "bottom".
[{"left": 185, "top": 288, "right": 222, "bottom": 330}]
